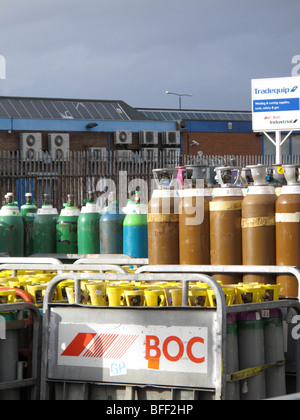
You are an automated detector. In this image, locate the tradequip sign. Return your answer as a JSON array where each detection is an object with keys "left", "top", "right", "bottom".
[{"left": 251, "top": 76, "right": 300, "bottom": 132}]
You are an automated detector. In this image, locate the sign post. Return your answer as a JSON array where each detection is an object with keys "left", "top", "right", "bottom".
[{"left": 251, "top": 76, "right": 300, "bottom": 164}]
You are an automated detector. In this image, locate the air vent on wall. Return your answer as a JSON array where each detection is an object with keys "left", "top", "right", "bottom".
[
  {"left": 48, "top": 133, "right": 70, "bottom": 160},
  {"left": 87, "top": 147, "right": 107, "bottom": 160},
  {"left": 20, "top": 133, "right": 42, "bottom": 160},
  {"left": 163, "top": 147, "right": 180, "bottom": 164},
  {"left": 114, "top": 150, "right": 133, "bottom": 162},
  {"left": 162, "top": 131, "right": 180, "bottom": 146},
  {"left": 139, "top": 131, "right": 158, "bottom": 145},
  {"left": 114, "top": 130, "right": 132, "bottom": 145},
  {"left": 141, "top": 148, "right": 158, "bottom": 162}
]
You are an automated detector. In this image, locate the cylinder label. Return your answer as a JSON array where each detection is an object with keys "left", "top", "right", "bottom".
[
  {"left": 276, "top": 212, "right": 300, "bottom": 223},
  {"left": 209, "top": 200, "right": 242, "bottom": 212},
  {"left": 241, "top": 216, "right": 275, "bottom": 228},
  {"left": 147, "top": 214, "right": 179, "bottom": 223}
]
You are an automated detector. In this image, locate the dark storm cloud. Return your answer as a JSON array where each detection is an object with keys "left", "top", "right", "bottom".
[{"left": 0, "top": 0, "right": 299, "bottom": 110}]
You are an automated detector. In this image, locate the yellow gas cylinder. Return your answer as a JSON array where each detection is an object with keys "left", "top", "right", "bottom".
[
  {"left": 0, "top": 289, "right": 16, "bottom": 304},
  {"left": 86, "top": 282, "right": 107, "bottom": 306}
]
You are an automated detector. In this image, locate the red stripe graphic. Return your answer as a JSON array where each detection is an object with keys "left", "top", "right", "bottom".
[
  {"left": 61, "top": 332, "right": 138, "bottom": 359},
  {"left": 83, "top": 334, "right": 118, "bottom": 358},
  {"left": 61, "top": 333, "right": 96, "bottom": 357},
  {"left": 94, "top": 334, "right": 119, "bottom": 358},
  {"left": 104, "top": 334, "right": 138, "bottom": 359}
]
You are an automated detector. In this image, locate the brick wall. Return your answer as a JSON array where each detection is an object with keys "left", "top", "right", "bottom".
[
  {"left": 0, "top": 130, "right": 262, "bottom": 156},
  {"left": 182, "top": 132, "right": 262, "bottom": 156}
]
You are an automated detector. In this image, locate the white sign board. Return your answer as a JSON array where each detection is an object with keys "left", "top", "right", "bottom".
[
  {"left": 58, "top": 322, "right": 208, "bottom": 375},
  {"left": 251, "top": 76, "right": 300, "bottom": 131}
]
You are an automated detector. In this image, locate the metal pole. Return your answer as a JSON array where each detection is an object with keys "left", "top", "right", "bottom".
[{"left": 276, "top": 131, "right": 282, "bottom": 165}]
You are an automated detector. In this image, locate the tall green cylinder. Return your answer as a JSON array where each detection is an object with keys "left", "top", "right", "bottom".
[
  {"left": 78, "top": 197, "right": 100, "bottom": 254},
  {"left": 33, "top": 197, "right": 58, "bottom": 254},
  {"left": 20, "top": 193, "right": 37, "bottom": 257},
  {"left": 56, "top": 195, "right": 80, "bottom": 254},
  {"left": 0, "top": 193, "right": 24, "bottom": 257}
]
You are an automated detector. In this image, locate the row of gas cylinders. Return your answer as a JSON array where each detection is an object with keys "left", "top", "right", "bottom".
[
  {"left": 2, "top": 162, "right": 300, "bottom": 300},
  {"left": 0, "top": 268, "right": 281, "bottom": 308},
  {"left": 0, "top": 191, "right": 147, "bottom": 259},
  {"left": 147, "top": 164, "right": 300, "bottom": 298}
]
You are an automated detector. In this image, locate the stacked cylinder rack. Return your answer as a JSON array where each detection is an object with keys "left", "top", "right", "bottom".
[
  {"left": 0, "top": 160, "right": 299, "bottom": 400},
  {"left": 0, "top": 162, "right": 300, "bottom": 299},
  {"left": 0, "top": 269, "right": 282, "bottom": 308},
  {"left": 148, "top": 163, "right": 300, "bottom": 299}
]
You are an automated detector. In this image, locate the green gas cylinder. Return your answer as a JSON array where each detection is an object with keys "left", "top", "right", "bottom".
[
  {"left": 0, "top": 193, "right": 24, "bottom": 257},
  {"left": 20, "top": 193, "right": 37, "bottom": 257},
  {"left": 77, "top": 192, "right": 100, "bottom": 254},
  {"left": 33, "top": 194, "right": 58, "bottom": 254},
  {"left": 56, "top": 194, "right": 80, "bottom": 254}
]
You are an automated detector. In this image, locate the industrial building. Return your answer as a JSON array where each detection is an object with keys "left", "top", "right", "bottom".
[{"left": 0, "top": 95, "right": 299, "bottom": 162}]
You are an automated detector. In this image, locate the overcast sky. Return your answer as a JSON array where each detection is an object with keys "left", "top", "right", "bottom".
[{"left": 0, "top": 0, "right": 299, "bottom": 111}]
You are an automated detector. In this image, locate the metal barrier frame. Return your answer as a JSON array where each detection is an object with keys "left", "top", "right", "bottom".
[
  {"left": 40, "top": 264, "right": 300, "bottom": 400},
  {"left": 30, "top": 254, "right": 149, "bottom": 267},
  {"left": 40, "top": 271, "right": 226, "bottom": 400},
  {"left": 0, "top": 302, "right": 42, "bottom": 400},
  {"left": 1, "top": 260, "right": 300, "bottom": 400}
]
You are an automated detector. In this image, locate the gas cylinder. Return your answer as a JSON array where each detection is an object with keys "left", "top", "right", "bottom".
[
  {"left": 20, "top": 193, "right": 37, "bottom": 256},
  {"left": 77, "top": 192, "right": 100, "bottom": 254},
  {"left": 123, "top": 191, "right": 148, "bottom": 258},
  {"left": 238, "top": 311, "right": 266, "bottom": 400},
  {"left": 56, "top": 194, "right": 80, "bottom": 254},
  {"left": 147, "top": 169, "right": 180, "bottom": 265},
  {"left": 33, "top": 194, "right": 58, "bottom": 254},
  {"left": 262, "top": 309, "right": 286, "bottom": 398},
  {"left": 0, "top": 311, "right": 20, "bottom": 400},
  {"left": 242, "top": 165, "right": 277, "bottom": 284},
  {"left": 209, "top": 167, "right": 243, "bottom": 284},
  {"left": 0, "top": 193, "right": 24, "bottom": 257},
  {"left": 226, "top": 313, "right": 240, "bottom": 400},
  {"left": 179, "top": 165, "right": 211, "bottom": 265},
  {"left": 175, "top": 166, "right": 186, "bottom": 188},
  {"left": 99, "top": 192, "right": 125, "bottom": 254},
  {"left": 276, "top": 164, "right": 300, "bottom": 297}
]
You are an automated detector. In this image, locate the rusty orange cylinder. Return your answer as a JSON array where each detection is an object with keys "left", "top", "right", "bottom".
[
  {"left": 179, "top": 188, "right": 211, "bottom": 265},
  {"left": 147, "top": 189, "right": 179, "bottom": 265},
  {"left": 210, "top": 188, "right": 243, "bottom": 284},
  {"left": 242, "top": 185, "right": 277, "bottom": 284},
  {"left": 276, "top": 185, "right": 300, "bottom": 297}
]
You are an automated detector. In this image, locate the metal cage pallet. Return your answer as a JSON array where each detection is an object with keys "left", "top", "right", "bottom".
[{"left": 0, "top": 258, "right": 299, "bottom": 400}]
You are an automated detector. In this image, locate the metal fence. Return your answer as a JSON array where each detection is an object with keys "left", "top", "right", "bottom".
[{"left": 0, "top": 151, "right": 300, "bottom": 210}]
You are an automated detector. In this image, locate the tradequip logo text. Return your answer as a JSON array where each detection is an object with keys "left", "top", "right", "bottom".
[{"left": 254, "top": 86, "right": 298, "bottom": 96}]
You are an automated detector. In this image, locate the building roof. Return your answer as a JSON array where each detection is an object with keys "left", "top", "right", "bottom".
[
  {"left": 137, "top": 108, "right": 252, "bottom": 122},
  {"left": 0, "top": 96, "right": 148, "bottom": 121}
]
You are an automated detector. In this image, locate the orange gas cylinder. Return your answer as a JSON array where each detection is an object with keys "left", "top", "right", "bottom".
[{"left": 210, "top": 166, "right": 243, "bottom": 284}]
